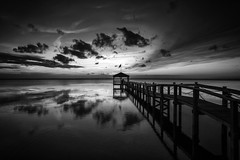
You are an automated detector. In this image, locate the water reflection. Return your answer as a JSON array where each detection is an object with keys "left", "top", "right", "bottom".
[
  {"left": 0, "top": 86, "right": 144, "bottom": 130},
  {"left": 54, "top": 90, "right": 71, "bottom": 104},
  {"left": 0, "top": 89, "right": 70, "bottom": 105},
  {"left": 122, "top": 112, "right": 144, "bottom": 131},
  {"left": 93, "top": 109, "right": 116, "bottom": 126},
  {"left": 0, "top": 82, "right": 175, "bottom": 160},
  {"left": 63, "top": 99, "right": 104, "bottom": 119},
  {"left": 14, "top": 105, "right": 48, "bottom": 116}
]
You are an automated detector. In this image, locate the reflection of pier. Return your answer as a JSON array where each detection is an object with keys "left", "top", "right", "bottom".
[{"left": 112, "top": 74, "right": 240, "bottom": 160}]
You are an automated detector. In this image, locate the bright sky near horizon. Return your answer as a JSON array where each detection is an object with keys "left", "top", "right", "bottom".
[{"left": 0, "top": 0, "right": 240, "bottom": 79}]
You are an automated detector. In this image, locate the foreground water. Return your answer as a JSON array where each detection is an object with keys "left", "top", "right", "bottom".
[{"left": 0, "top": 80, "right": 239, "bottom": 159}]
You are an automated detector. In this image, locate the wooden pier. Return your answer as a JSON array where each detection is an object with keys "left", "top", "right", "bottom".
[{"left": 117, "top": 79, "right": 240, "bottom": 160}]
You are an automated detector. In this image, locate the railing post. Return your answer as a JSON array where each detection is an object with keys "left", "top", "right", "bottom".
[
  {"left": 147, "top": 84, "right": 150, "bottom": 105},
  {"left": 160, "top": 85, "right": 164, "bottom": 136},
  {"left": 173, "top": 82, "right": 178, "bottom": 141},
  {"left": 138, "top": 83, "right": 140, "bottom": 98},
  {"left": 140, "top": 83, "right": 142, "bottom": 99},
  {"left": 143, "top": 83, "right": 145, "bottom": 100},
  {"left": 221, "top": 86, "right": 228, "bottom": 159},
  {"left": 134, "top": 83, "right": 136, "bottom": 95},
  {"left": 222, "top": 86, "right": 228, "bottom": 108},
  {"left": 153, "top": 82, "right": 156, "bottom": 108},
  {"left": 192, "top": 82, "right": 199, "bottom": 160},
  {"left": 167, "top": 86, "right": 170, "bottom": 120},
  {"left": 230, "top": 101, "right": 239, "bottom": 160},
  {"left": 179, "top": 84, "right": 182, "bottom": 131}
]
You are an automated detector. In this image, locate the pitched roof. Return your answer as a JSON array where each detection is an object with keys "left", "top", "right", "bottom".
[{"left": 113, "top": 72, "right": 129, "bottom": 77}]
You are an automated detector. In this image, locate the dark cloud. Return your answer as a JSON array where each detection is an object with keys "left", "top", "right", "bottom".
[
  {"left": 72, "top": 39, "right": 98, "bottom": 56},
  {"left": 160, "top": 49, "right": 171, "bottom": 57},
  {"left": 13, "top": 43, "right": 49, "bottom": 54},
  {"left": 61, "top": 39, "right": 98, "bottom": 59},
  {"left": 126, "top": 63, "right": 146, "bottom": 69},
  {"left": 0, "top": 52, "right": 83, "bottom": 68},
  {"left": 96, "top": 55, "right": 106, "bottom": 59},
  {"left": 117, "top": 27, "right": 150, "bottom": 47},
  {"left": 27, "top": 23, "right": 39, "bottom": 32},
  {"left": 62, "top": 46, "right": 87, "bottom": 59},
  {"left": 53, "top": 54, "right": 74, "bottom": 64},
  {"left": 57, "top": 29, "right": 65, "bottom": 35},
  {"left": 92, "top": 33, "right": 116, "bottom": 49},
  {"left": 208, "top": 45, "right": 218, "bottom": 51},
  {"left": 150, "top": 35, "right": 158, "bottom": 41}
]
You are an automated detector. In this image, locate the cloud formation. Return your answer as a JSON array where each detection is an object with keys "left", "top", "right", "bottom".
[
  {"left": 13, "top": 43, "right": 49, "bottom": 54},
  {"left": 126, "top": 63, "right": 146, "bottom": 69},
  {"left": 53, "top": 54, "right": 74, "bottom": 64},
  {"left": 117, "top": 27, "right": 150, "bottom": 47},
  {"left": 27, "top": 24, "right": 39, "bottom": 32},
  {"left": 0, "top": 52, "right": 82, "bottom": 68},
  {"left": 61, "top": 39, "right": 98, "bottom": 59},
  {"left": 92, "top": 33, "right": 116, "bottom": 49},
  {"left": 160, "top": 49, "right": 171, "bottom": 57}
]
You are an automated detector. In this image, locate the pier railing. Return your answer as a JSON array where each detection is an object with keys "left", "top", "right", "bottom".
[{"left": 120, "top": 80, "right": 240, "bottom": 160}]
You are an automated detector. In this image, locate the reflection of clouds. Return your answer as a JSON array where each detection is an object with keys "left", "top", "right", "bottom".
[
  {"left": 54, "top": 90, "right": 71, "bottom": 104},
  {"left": 63, "top": 99, "right": 104, "bottom": 118},
  {"left": 92, "top": 104, "right": 144, "bottom": 130},
  {"left": 2, "top": 84, "right": 145, "bottom": 132},
  {"left": 14, "top": 105, "right": 48, "bottom": 116},
  {"left": 0, "top": 90, "right": 70, "bottom": 105},
  {"left": 122, "top": 112, "right": 144, "bottom": 131},
  {"left": 93, "top": 109, "right": 116, "bottom": 126}
]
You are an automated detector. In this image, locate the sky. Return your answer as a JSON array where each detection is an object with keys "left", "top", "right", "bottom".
[{"left": 0, "top": 0, "right": 240, "bottom": 79}]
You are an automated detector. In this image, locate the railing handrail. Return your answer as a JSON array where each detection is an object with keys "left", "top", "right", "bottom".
[{"left": 121, "top": 80, "right": 240, "bottom": 103}]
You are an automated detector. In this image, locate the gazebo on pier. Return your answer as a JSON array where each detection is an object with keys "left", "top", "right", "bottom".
[{"left": 113, "top": 72, "right": 129, "bottom": 90}]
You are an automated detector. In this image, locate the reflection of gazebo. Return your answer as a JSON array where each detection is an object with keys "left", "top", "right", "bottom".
[
  {"left": 113, "top": 72, "right": 129, "bottom": 90},
  {"left": 113, "top": 89, "right": 128, "bottom": 101}
]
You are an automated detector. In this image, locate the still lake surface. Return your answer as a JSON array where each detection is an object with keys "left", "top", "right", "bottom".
[{"left": 0, "top": 79, "right": 239, "bottom": 159}]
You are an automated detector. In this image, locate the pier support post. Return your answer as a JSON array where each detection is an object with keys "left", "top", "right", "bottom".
[
  {"left": 178, "top": 85, "right": 182, "bottom": 131},
  {"left": 192, "top": 82, "right": 199, "bottom": 160},
  {"left": 221, "top": 124, "right": 228, "bottom": 159},
  {"left": 221, "top": 86, "right": 228, "bottom": 159},
  {"left": 230, "top": 101, "right": 239, "bottom": 160}
]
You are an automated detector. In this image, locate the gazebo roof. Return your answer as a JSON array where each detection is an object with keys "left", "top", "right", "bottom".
[{"left": 113, "top": 72, "right": 129, "bottom": 77}]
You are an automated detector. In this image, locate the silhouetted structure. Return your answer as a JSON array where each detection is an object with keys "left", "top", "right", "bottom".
[
  {"left": 117, "top": 80, "right": 240, "bottom": 160},
  {"left": 113, "top": 72, "right": 129, "bottom": 90},
  {"left": 113, "top": 72, "right": 129, "bottom": 99}
]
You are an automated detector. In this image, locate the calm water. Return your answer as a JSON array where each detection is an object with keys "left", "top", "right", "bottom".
[{"left": 0, "top": 80, "right": 239, "bottom": 159}]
